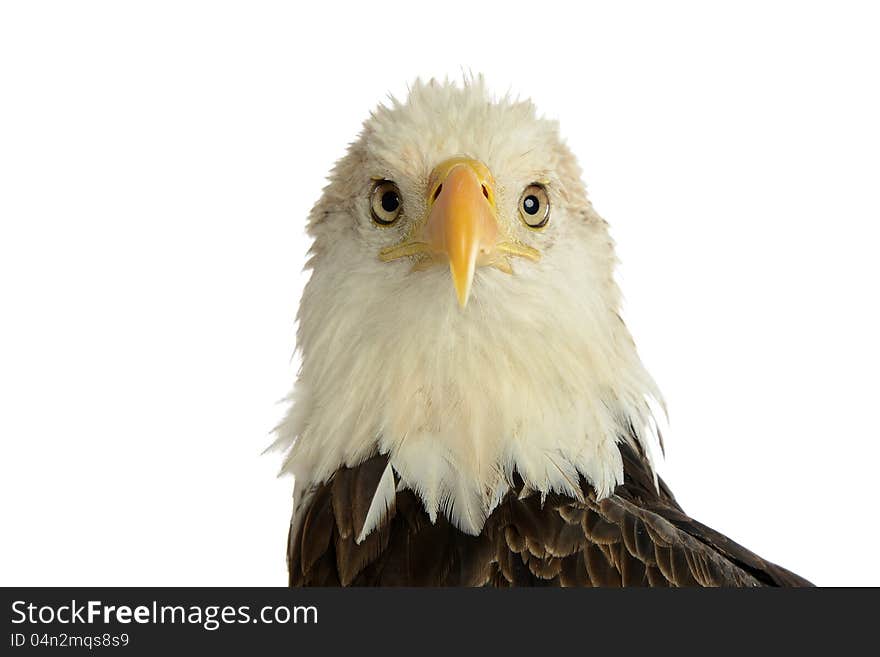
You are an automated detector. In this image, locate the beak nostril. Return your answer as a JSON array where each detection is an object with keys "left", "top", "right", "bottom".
[
  {"left": 481, "top": 184, "right": 489, "bottom": 200},
  {"left": 432, "top": 185, "right": 443, "bottom": 202}
]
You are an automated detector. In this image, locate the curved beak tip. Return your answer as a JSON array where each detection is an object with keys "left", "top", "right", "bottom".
[{"left": 425, "top": 159, "right": 497, "bottom": 310}]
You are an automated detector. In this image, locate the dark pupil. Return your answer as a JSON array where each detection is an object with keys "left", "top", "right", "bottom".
[
  {"left": 381, "top": 191, "right": 400, "bottom": 213},
  {"left": 523, "top": 194, "right": 540, "bottom": 215}
]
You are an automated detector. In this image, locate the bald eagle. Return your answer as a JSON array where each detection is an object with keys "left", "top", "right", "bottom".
[{"left": 275, "top": 79, "right": 811, "bottom": 587}]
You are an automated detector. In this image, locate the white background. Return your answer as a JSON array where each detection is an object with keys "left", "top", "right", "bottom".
[{"left": 1, "top": 1, "right": 878, "bottom": 587}]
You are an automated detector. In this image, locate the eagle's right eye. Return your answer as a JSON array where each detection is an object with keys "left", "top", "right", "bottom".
[{"left": 370, "top": 181, "right": 402, "bottom": 226}]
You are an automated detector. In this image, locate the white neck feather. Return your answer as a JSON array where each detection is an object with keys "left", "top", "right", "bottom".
[{"left": 275, "top": 223, "right": 662, "bottom": 538}]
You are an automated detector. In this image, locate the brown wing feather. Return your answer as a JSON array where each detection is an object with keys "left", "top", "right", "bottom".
[{"left": 289, "top": 444, "right": 813, "bottom": 587}]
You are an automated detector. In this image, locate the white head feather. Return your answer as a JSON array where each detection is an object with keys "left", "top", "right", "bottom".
[{"left": 275, "top": 78, "right": 663, "bottom": 538}]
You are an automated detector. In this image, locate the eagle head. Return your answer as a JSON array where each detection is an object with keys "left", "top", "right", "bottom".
[{"left": 276, "top": 78, "right": 663, "bottom": 537}]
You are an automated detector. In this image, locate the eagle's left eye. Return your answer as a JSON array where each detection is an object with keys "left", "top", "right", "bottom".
[
  {"left": 371, "top": 181, "right": 402, "bottom": 225},
  {"left": 519, "top": 184, "right": 550, "bottom": 229}
]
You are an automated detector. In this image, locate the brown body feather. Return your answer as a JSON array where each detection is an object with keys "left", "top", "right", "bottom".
[{"left": 288, "top": 445, "right": 811, "bottom": 587}]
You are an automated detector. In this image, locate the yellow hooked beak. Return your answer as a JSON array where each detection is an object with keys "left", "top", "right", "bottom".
[
  {"left": 423, "top": 158, "right": 498, "bottom": 307},
  {"left": 377, "top": 157, "right": 541, "bottom": 308}
]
